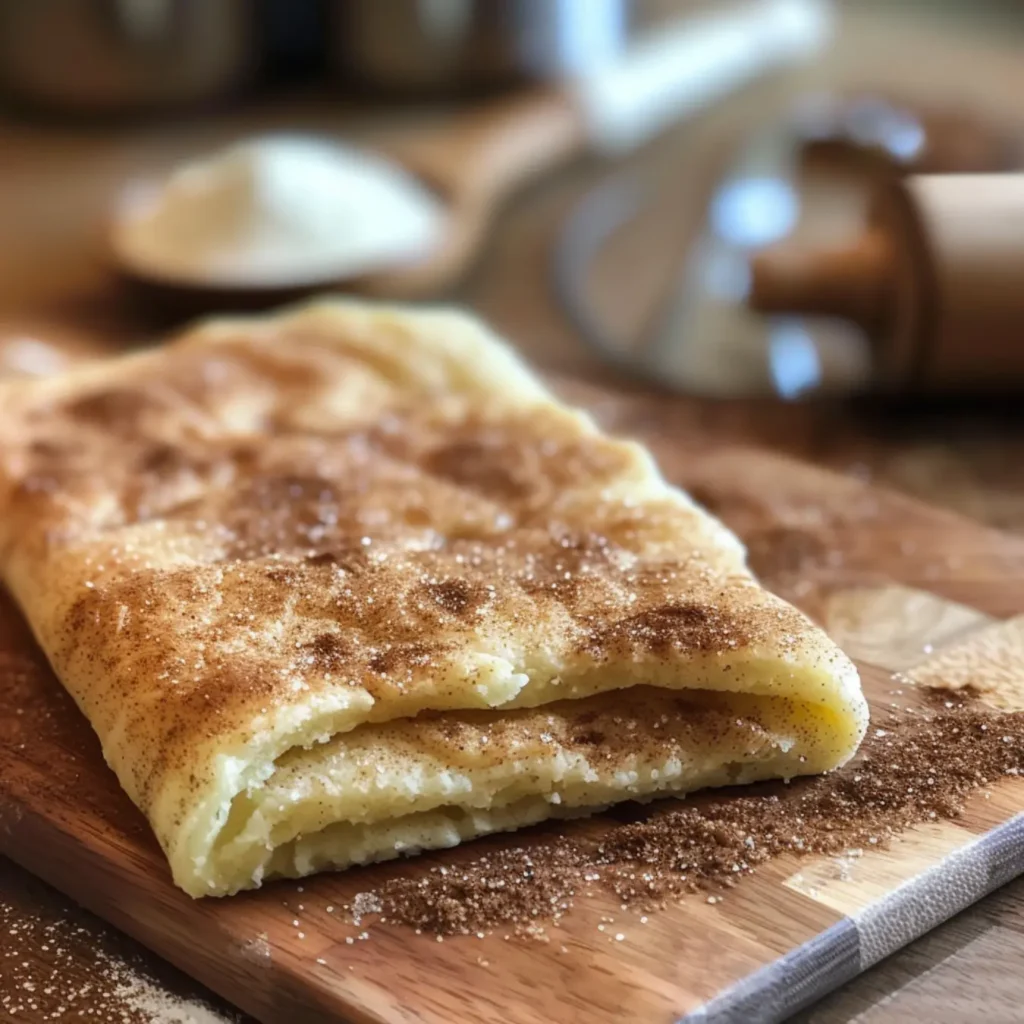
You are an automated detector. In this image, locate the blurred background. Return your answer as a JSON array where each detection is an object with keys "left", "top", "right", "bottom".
[
  {"left": 5, "top": 5, "right": 1024, "bottom": 1019},
  {"left": 2, "top": 0, "right": 1024, "bottom": 515}
]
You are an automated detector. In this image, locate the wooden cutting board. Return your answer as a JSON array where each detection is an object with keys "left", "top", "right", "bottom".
[{"left": 4, "top": 392, "right": 1024, "bottom": 1024}]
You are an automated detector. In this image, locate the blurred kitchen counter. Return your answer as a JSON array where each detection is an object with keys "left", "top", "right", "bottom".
[{"left": 3, "top": 7, "right": 1024, "bottom": 1024}]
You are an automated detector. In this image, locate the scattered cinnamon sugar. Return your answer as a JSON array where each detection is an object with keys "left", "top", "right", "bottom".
[
  {"left": 0, "top": 886, "right": 241, "bottom": 1023},
  {"left": 371, "top": 693, "right": 1024, "bottom": 936}
]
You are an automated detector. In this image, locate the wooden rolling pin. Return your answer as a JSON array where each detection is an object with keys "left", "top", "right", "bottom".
[{"left": 750, "top": 174, "right": 1024, "bottom": 392}]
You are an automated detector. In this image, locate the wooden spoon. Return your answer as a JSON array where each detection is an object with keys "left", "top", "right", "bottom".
[{"left": 112, "top": 0, "right": 831, "bottom": 316}]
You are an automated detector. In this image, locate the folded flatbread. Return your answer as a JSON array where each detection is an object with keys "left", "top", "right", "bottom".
[{"left": 0, "top": 300, "right": 867, "bottom": 896}]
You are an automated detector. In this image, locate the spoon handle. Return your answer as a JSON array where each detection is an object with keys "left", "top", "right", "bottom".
[
  {"left": 389, "top": 89, "right": 587, "bottom": 207},
  {"left": 363, "top": 89, "right": 586, "bottom": 298}
]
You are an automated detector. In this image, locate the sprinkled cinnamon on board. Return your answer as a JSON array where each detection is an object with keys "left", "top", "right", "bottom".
[
  {"left": 367, "top": 693, "right": 1024, "bottom": 936},
  {"left": 0, "top": 890, "right": 240, "bottom": 1023}
]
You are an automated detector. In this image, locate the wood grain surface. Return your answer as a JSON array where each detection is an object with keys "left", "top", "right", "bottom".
[
  {"left": 4, "top": 6, "right": 1024, "bottom": 1021},
  {"left": 4, "top": 438, "right": 1024, "bottom": 1024}
]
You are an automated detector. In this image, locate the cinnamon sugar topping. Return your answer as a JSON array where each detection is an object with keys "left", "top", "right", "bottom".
[{"left": 0, "top": 326, "right": 799, "bottom": 822}]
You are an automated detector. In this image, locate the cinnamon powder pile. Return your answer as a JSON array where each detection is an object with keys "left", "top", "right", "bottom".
[{"left": 367, "top": 693, "right": 1024, "bottom": 936}]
